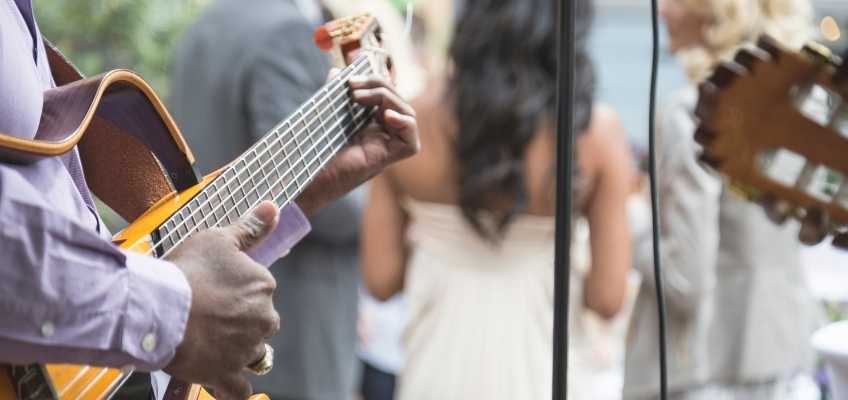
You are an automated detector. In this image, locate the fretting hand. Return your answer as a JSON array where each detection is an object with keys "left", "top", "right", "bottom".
[{"left": 296, "top": 74, "right": 419, "bottom": 215}]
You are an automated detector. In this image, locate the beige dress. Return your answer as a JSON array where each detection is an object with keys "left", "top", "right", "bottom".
[{"left": 396, "top": 198, "right": 594, "bottom": 400}]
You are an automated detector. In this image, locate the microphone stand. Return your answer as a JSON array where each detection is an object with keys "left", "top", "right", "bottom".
[{"left": 552, "top": 0, "right": 576, "bottom": 398}]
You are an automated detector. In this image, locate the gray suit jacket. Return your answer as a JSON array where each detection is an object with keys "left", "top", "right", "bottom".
[
  {"left": 624, "top": 87, "right": 823, "bottom": 399},
  {"left": 170, "top": 1, "right": 362, "bottom": 399}
]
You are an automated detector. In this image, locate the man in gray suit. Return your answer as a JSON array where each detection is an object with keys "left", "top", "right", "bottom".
[{"left": 170, "top": 1, "right": 370, "bottom": 398}]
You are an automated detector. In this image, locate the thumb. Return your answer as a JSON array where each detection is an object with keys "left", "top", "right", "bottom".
[{"left": 222, "top": 201, "right": 279, "bottom": 251}]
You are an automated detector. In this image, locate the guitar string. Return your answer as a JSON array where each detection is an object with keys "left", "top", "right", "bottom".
[
  {"left": 95, "top": 84, "right": 373, "bottom": 400},
  {"left": 73, "top": 368, "right": 109, "bottom": 400},
  {"left": 151, "top": 101, "right": 372, "bottom": 259},
  {"left": 139, "top": 74, "right": 374, "bottom": 257},
  {"left": 155, "top": 56, "right": 369, "bottom": 238},
  {"left": 87, "top": 59, "right": 374, "bottom": 396},
  {"left": 59, "top": 365, "right": 90, "bottom": 397},
  {"left": 142, "top": 68, "right": 370, "bottom": 256},
  {"left": 126, "top": 57, "right": 372, "bottom": 254},
  {"left": 136, "top": 57, "right": 370, "bottom": 252}
]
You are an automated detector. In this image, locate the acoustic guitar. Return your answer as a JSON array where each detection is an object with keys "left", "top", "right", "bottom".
[
  {"left": 0, "top": 14, "right": 388, "bottom": 400},
  {"left": 695, "top": 35, "right": 848, "bottom": 248}
]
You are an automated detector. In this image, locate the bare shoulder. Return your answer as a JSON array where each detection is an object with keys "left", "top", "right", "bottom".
[
  {"left": 578, "top": 103, "right": 633, "bottom": 173},
  {"left": 385, "top": 77, "right": 456, "bottom": 200}
]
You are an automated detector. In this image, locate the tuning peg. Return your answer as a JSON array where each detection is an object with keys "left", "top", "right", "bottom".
[
  {"left": 698, "top": 153, "right": 721, "bottom": 170},
  {"left": 801, "top": 42, "right": 833, "bottom": 65},
  {"left": 709, "top": 62, "right": 746, "bottom": 88},
  {"left": 733, "top": 47, "right": 771, "bottom": 71},
  {"left": 695, "top": 82, "right": 718, "bottom": 121},
  {"left": 835, "top": 49, "right": 848, "bottom": 85},
  {"left": 756, "top": 35, "right": 782, "bottom": 59},
  {"left": 798, "top": 207, "right": 830, "bottom": 245},
  {"left": 832, "top": 231, "right": 848, "bottom": 249},
  {"left": 759, "top": 193, "right": 793, "bottom": 224},
  {"left": 694, "top": 127, "right": 716, "bottom": 146}
]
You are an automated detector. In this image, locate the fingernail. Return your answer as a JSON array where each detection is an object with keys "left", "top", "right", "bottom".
[{"left": 349, "top": 75, "right": 366, "bottom": 84}]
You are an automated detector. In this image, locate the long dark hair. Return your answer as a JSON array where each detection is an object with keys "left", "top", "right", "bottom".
[{"left": 451, "top": 0, "right": 596, "bottom": 240}]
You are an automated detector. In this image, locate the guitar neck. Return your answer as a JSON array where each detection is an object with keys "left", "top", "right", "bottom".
[{"left": 153, "top": 55, "right": 376, "bottom": 256}]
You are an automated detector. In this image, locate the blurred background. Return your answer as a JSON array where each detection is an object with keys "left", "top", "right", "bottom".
[{"left": 32, "top": 0, "right": 848, "bottom": 399}]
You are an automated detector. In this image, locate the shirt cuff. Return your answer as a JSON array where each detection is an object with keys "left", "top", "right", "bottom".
[
  {"left": 122, "top": 251, "right": 192, "bottom": 371},
  {"left": 247, "top": 203, "right": 311, "bottom": 266}
]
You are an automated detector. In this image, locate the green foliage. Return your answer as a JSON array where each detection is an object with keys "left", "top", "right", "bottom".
[{"left": 34, "top": 0, "right": 211, "bottom": 96}]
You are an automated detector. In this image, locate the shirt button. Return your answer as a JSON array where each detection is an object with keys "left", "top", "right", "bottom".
[
  {"left": 142, "top": 333, "right": 157, "bottom": 352},
  {"left": 41, "top": 322, "right": 55, "bottom": 337}
]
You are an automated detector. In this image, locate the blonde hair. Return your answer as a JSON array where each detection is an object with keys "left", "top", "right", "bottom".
[{"left": 677, "top": 0, "right": 814, "bottom": 82}]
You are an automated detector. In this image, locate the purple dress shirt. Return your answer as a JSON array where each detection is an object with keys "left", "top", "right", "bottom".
[{"left": 0, "top": 0, "right": 310, "bottom": 372}]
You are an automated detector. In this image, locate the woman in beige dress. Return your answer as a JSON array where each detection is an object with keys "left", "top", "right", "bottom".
[{"left": 359, "top": 0, "right": 635, "bottom": 399}]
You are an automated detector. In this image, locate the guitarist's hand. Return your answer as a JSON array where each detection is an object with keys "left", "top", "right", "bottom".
[
  {"left": 164, "top": 202, "right": 281, "bottom": 399},
  {"left": 297, "top": 73, "right": 419, "bottom": 215}
]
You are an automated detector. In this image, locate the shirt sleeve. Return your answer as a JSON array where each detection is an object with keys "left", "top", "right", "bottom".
[
  {"left": 246, "top": 204, "right": 311, "bottom": 266},
  {"left": 0, "top": 166, "right": 191, "bottom": 372},
  {"left": 633, "top": 93, "right": 722, "bottom": 319}
]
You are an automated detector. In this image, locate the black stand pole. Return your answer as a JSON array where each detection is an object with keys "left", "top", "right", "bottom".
[{"left": 552, "top": 0, "right": 575, "bottom": 399}]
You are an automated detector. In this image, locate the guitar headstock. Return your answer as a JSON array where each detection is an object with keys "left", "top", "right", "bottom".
[
  {"left": 314, "top": 13, "right": 390, "bottom": 78},
  {"left": 695, "top": 35, "right": 848, "bottom": 247}
]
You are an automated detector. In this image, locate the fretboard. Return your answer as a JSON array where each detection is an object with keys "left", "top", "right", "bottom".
[{"left": 152, "top": 55, "right": 376, "bottom": 256}]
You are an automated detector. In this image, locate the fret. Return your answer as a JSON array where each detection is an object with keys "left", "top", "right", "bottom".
[
  {"left": 234, "top": 163, "right": 250, "bottom": 201},
  {"left": 260, "top": 148, "right": 274, "bottom": 180},
  {"left": 268, "top": 133, "right": 283, "bottom": 161},
  {"left": 214, "top": 204, "right": 227, "bottom": 223},
  {"left": 314, "top": 101, "right": 331, "bottom": 154},
  {"left": 272, "top": 182, "right": 288, "bottom": 206},
  {"left": 304, "top": 99, "right": 319, "bottom": 124},
  {"left": 282, "top": 170, "right": 295, "bottom": 188},
  {"left": 236, "top": 198, "right": 248, "bottom": 215},
  {"left": 264, "top": 128, "right": 282, "bottom": 151},
  {"left": 307, "top": 119, "right": 322, "bottom": 150},
  {"left": 188, "top": 204, "right": 201, "bottom": 228},
  {"left": 164, "top": 236, "right": 176, "bottom": 251},
  {"left": 223, "top": 168, "right": 234, "bottom": 180},
  {"left": 177, "top": 218, "right": 190, "bottom": 237},
  {"left": 292, "top": 114, "right": 309, "bottom": 169},
  {"left": 223, "top": 182, "right": 237, "bottom": 212},
  {"left": 172, "top": 211, "right": 184, "bottom": 226},
  {"left": 280, "top": 121, "right": 293, "bottom": 143},
  {"left": 267, "top": 155, "right": 283, "bottom": 198},
  {"left": 285, "top": 179, "right": 299, "bottom": 199},
  {"left": 283, "top": 121, "right": 298, "bottom": 166},
  {"left": 247, "top": 179, "right": 261, "bottom": 205},
  {"left": 199, "top": 203, "right": 213, "bottom": 221}
]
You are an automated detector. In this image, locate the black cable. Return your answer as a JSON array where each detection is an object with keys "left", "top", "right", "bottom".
[
  {"left": 552, "top": 0, "right": 576, "bottom": 397},
  {"left": 647, "top": 0, "right": 669, "bottom": 398}
]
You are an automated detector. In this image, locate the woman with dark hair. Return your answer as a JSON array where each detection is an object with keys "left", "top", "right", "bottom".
[{"left": 360, "top": 0, "right": 634, "bottom": 398}]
